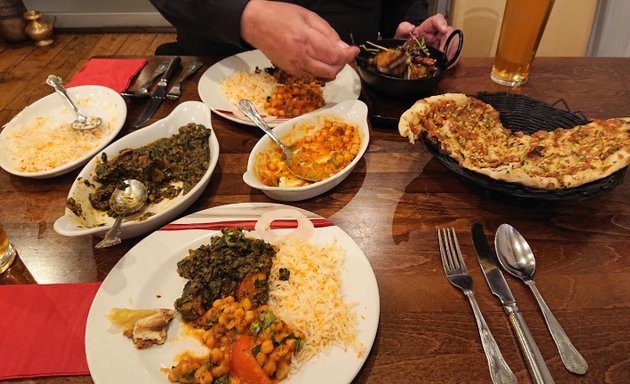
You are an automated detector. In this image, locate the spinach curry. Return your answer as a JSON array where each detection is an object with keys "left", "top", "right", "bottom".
[
  {"left": 175, "top": 227, "right": 277, "bottom": 322},
  {"left": 88, "top": 123, "right": 211, "bottom": 216}
]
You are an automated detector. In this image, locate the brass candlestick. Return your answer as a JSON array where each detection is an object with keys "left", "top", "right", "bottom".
[{"left": 23, "top": 9, "right": 55, "bottom": 46}]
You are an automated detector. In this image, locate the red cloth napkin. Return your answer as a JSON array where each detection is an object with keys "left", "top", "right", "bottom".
[
  {"left": 66, "top": 58, "right": 147, "bottom": 92},
  {"left": 0, "top": 282, "right": 101, "bottom": 379}
]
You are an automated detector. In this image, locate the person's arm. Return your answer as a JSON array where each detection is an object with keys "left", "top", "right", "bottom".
[
  {"left": 240, "top": 0, "right": 358, "bottom": 78},
  {"left": 149, "top": 0, "right": 249, "bottom": 49}
]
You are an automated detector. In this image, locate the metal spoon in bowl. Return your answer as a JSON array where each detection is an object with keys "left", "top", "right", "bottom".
[
  {"left": 237, "top": 99, "right": 324, "bottom": 182},
  {"left": 495, "top": 224, "right": 588, "bottom": 375},
  {"left": 46, "top": 75, "right": 103, "bottom": 130},
  {"left": 95, "top": 179, "right": 148, "bottom": 249}
]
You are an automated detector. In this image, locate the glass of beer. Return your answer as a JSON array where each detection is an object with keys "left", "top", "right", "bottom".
[
  {"left": 0, "top": 224, "right": 17, "bottom": 274},
  {"left": 491, "top": 0, "right": 555, "bottom": 87}
]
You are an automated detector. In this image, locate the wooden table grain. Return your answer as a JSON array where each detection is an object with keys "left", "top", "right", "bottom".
[{"left": 1, "top": 54, "right": 630, "bottom": 384}]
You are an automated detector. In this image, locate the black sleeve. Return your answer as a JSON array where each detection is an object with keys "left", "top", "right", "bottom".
[
  {"left": 149, "top": 0, "right": 249, "bottom": 51},
  {"left": 380, "top": 0, "right": 429, "bottom": 37}
]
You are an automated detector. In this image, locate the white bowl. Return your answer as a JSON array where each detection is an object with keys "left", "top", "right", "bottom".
[
  {"left": 243, "top": 99, "right": 369, "bottom": 201},
  {"left": 0, "top": 85, "right": 126, "bottom": 178},
  {"left": 53, "top": 101, "right": 220, "bottom": 240}
]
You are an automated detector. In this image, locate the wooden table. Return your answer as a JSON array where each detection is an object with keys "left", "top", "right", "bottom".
[{"left": 1, "top": 55, "right": 629, "bottom": 384}]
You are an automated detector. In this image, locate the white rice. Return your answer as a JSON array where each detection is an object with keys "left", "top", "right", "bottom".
[
  {"left": 268, "top": 238, "right": 361, "bottom": 371},
  {"left": 1, "top": 115, "right": 111, "bottom": 173},
  {"left": 219, "top": 70, "right": 277, "bottom": 112}
]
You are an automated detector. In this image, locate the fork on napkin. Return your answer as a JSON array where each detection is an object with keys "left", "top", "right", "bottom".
[{"left": 0, "top": 282, "right": 101, "bottom": 379}]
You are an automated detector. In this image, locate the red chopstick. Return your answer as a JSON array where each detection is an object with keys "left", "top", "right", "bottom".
[{"left": 159, "top": 218, "right": 334, "bottom": 231}]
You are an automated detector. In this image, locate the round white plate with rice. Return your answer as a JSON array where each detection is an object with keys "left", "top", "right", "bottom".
[
  {"left": 0, "top": 85, "right": 126, "bottom": 178},
  {"left": 86, "top": 202, "right": 380, "bottom": 384},
  {"left": 198, "top": 50, "right": 362, "bottom": 127}
]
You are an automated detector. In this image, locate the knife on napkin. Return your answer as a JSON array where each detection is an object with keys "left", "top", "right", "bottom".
[
  {"left": 471, "top": 223, "right": 555, "bottom": 384},
  {"left": 132, "top": 56, "right": 181, "bottom": 127}
]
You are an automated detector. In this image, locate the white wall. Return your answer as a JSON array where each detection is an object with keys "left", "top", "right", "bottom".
[
  {"left": 22, "top": 0, "right": 170, "bottom": 28},
  {"left": 588, "top": 0, "right": 630, "bottom": 56}
]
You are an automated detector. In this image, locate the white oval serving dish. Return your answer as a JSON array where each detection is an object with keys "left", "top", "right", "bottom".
[
  {"left": 243, "top": 99, "right": 369, "bottom": 201},
  {"left": 53, "top": 101, "right": 220, "bottom": 240}
]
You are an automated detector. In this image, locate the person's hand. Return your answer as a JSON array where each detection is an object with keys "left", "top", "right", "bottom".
[
  {"left": 240, "top": 0, "right": 359, "bottom": 79},
  {"left": 395, "top": 14, "right": 459, "bottom": 64}
]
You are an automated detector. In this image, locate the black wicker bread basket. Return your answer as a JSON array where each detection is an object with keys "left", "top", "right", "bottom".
[{"left": 421, "top": 92, "right": 626, "bottom": 201}]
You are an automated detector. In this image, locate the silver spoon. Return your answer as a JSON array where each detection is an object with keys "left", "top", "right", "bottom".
[
  {"left": 46, "top": 75, "right": 103, "bottom": 130},
  {"left": 495, "top": 223, "right": 588, "bottom": 375},
  {"left": 95, "top": 179, "right": 148, "bottom": 248},
  {"left": 237, "top": 98, "right": 325, "bottom": 183}
]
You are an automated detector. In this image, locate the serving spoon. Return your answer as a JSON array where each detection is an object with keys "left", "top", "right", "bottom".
[
  {"left": 495, "top": 223, "right": 588, "bottom": 375},
  {"left": 237, "top": 99, "right": 325, "bottom": 182},
  {"left": 46, "top": 75, "right": 103, "bottom": 130},
  {"left": 95, "top": 179, "right": 148, "bottom": 248}
]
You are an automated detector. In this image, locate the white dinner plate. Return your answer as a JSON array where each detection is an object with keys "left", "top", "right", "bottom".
[
  {"left": 198, "top": 49, "right": 362, "bottom": 127},
  {"left": 0, "top": 85, "right": 126, "bottom": 178},
  {"left": 85, "top": 202, "right": 380, "bottom": 384}
]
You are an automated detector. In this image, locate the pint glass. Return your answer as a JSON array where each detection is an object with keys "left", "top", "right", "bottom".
[
  {"left": 0, "top": 224, "right": 17, "bottom": 274},
  {"left": 491, "top": 0, "right": 555, "bottom": 87}
]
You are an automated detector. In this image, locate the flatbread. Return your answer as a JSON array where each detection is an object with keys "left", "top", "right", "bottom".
[{"left": 399, "top": 93, "right": 630, "bottom": 189}]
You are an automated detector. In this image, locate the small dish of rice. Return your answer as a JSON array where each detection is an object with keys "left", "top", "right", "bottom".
[{"left": 0, "top": 85, "right": 126, "bottom": 179}]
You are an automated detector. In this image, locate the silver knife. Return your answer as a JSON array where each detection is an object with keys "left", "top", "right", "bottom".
[
  {"left": 121, "top": 60, "right": 169, "bottom": 98},
  {"left": 471, "top": 223, "right": 555, "bottom": 384},
  {"left": 166, "top": 61, "right": 203, "bottom": 99},
  {"left": 132, "top": 56, "right": 181, "bottom": 128}
]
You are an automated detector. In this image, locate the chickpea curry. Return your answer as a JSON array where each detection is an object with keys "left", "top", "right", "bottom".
[
  {"left": 262, "top": 66, "right": 326, "bottom": 118},
  {"left": 255, "top": 116, "right": 362, "bottom": 187},
  {"left": 169, "top": 227, "right": 304, "bottom": 384}
]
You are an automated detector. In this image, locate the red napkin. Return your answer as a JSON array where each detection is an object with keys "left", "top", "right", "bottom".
[
  {"left": 66, "top": 58, "right": 147, "bottom": 92},
  {"left": 0, "top": 282, "right": 101, "bottom": 379}
]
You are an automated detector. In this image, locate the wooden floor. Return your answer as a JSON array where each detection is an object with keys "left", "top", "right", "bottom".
[{"left": 0, "top": 32, "right": 176, "bottom": 127}]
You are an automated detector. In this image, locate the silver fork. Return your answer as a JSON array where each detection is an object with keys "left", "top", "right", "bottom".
[
  {"left": 121, "top": 61, "right": 169, "bottom": 97},
  {"left": 438, "top": 228, "right": 517, "bottom": 384},
  {"left": 166, "top": 61, "right": 203, "bottom": 99}
]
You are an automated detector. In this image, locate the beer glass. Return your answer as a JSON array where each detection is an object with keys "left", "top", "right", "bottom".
[
  {"left": 490, "top": 0, "right": 555, "bottom": 87},
  {"left": 0, "top": 224, "right": 17, "bottom": 274}
]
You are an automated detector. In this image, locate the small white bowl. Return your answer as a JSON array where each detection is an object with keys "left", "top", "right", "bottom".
[
  {"left": 0, "top": 85, "right": 126, "bottom": 178},
  {"left": 53, "top": 101, "right": 220, "bottom": 240},
  {"left": 243, "top": 99, "right": 369, "bottom": 201}
]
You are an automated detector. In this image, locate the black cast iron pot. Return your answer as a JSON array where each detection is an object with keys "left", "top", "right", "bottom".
[{"left": 356, "top": 29, "right": 464, "bottom": 99}]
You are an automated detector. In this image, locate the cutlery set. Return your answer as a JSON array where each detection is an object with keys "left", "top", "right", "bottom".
[
  {"left": 438, "top": 224, "right": 587, "bottom": 384},
  {"left": 120, "top": 57, "right": 203, "bottom": 127}
]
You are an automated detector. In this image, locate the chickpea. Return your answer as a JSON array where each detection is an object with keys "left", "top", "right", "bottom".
[
  {"left": 195, "top": 367, "right": 213, "bottom": 384},
  {"left": 244, "top": 310, "right": 255, "bottom": 323},
  {"left": 210, "top": 348, "right": 224, "bottom": 363},
  {"left": 256, "top": 351, "right": 267, "bottom": 365},
  {"left": 261, "top": 339, "right": 274, "bottom": 354},
  {"left": 211, "top": 361, "right": 230, "bottom": 377},
  {"left": 262, "top": 360, "right": 277, "bottom": 376},
  {"left": 204, "top": 333, "right": 217, "bottom": 348},
  {"left": 276, "top": 344, "right": 289, "bottom": 358},
  {"left": 276, "top": 360, "right": 291, "bottom": 380}
]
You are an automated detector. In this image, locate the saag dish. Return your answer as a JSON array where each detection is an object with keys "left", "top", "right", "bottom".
[
  {"left": 175, "top": 227, "right": 276, "bottom": 322},
  {"left": 88, "top": 123, "right": 211, "bottom": 216}
]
